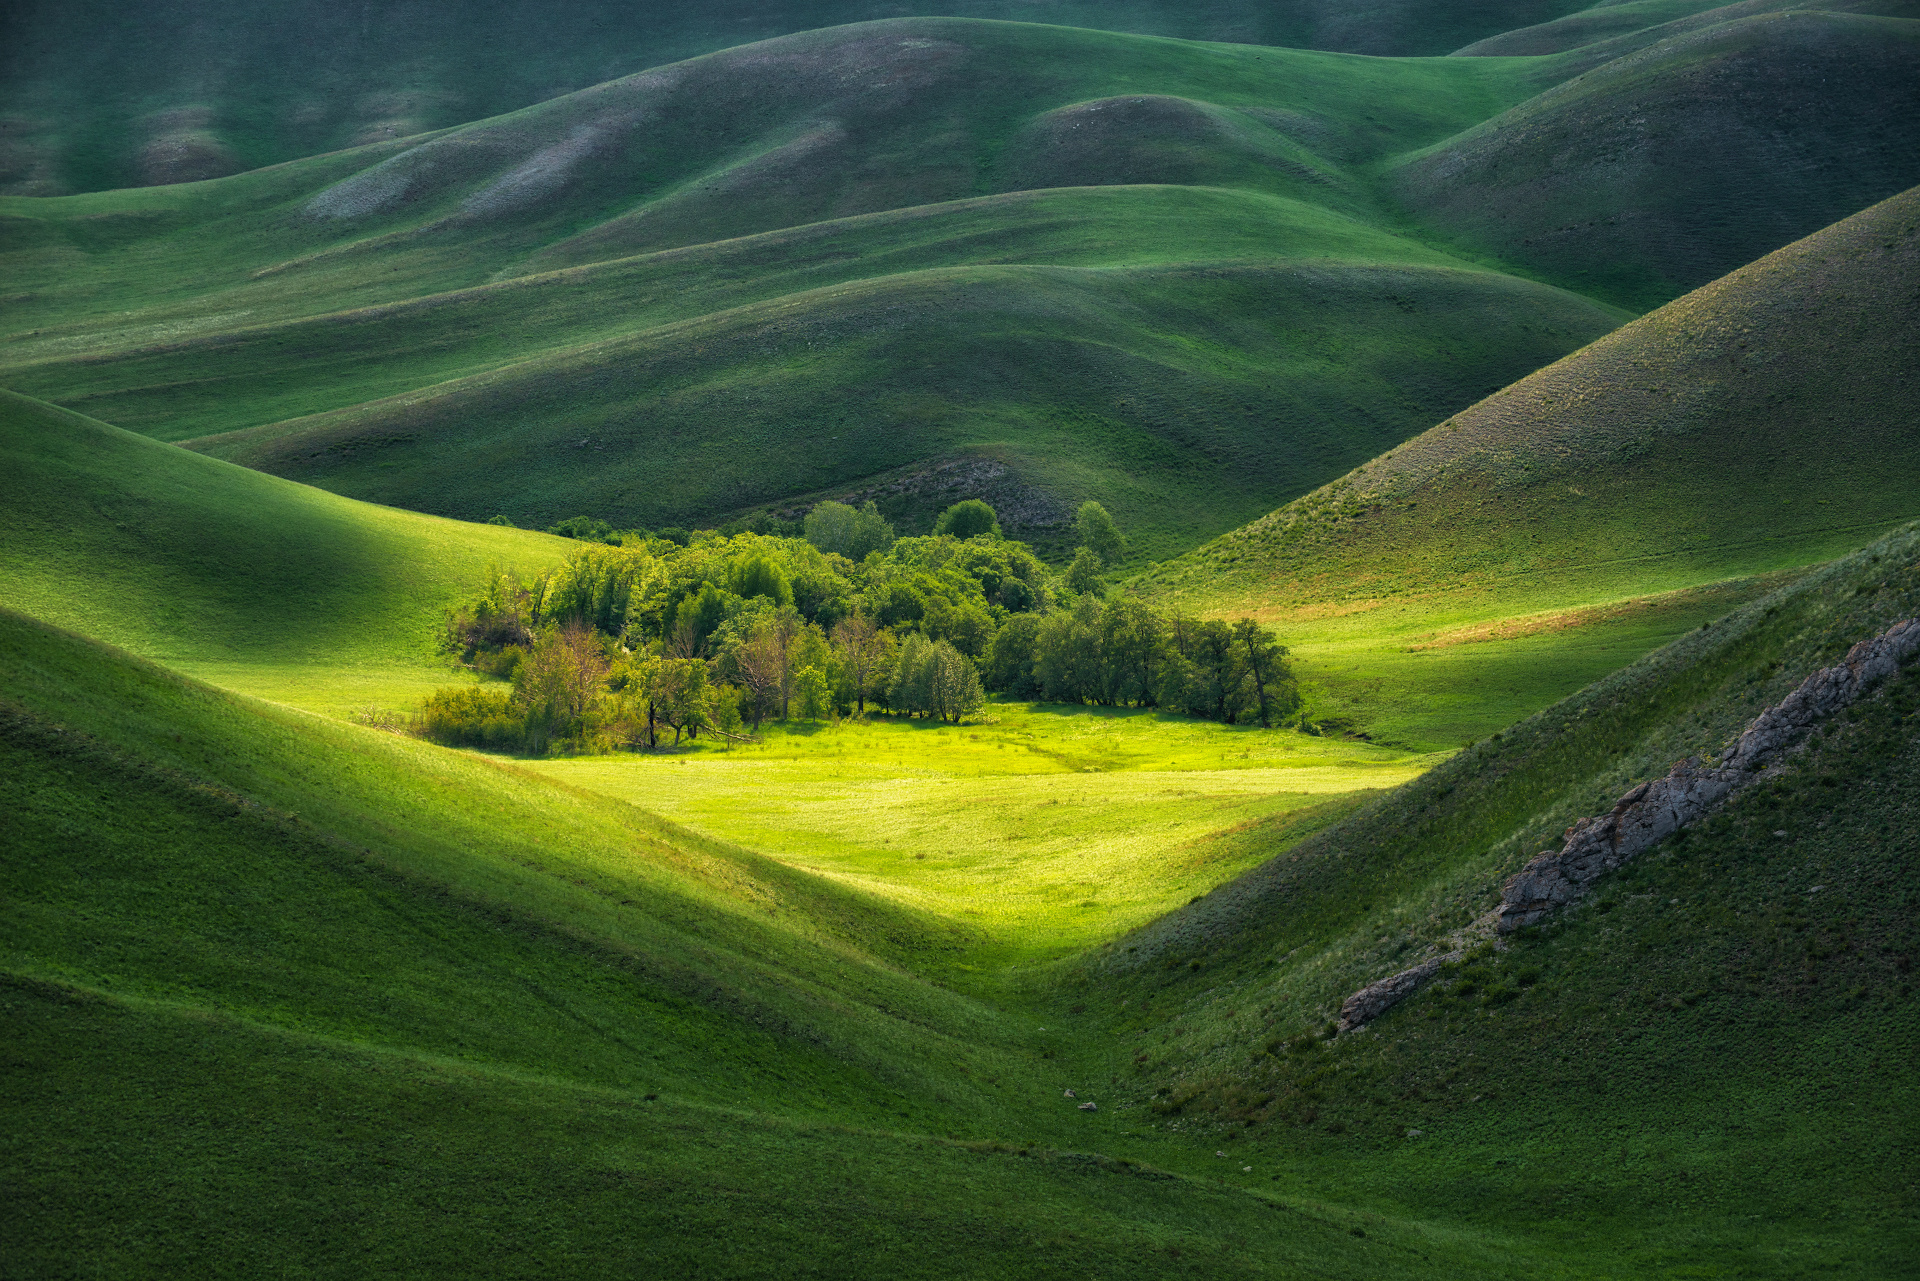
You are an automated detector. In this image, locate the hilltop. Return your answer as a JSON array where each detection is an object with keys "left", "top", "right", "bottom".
[
  {"left": 3, "top": 0, "right": 1704, "bottom": 197},
  {"left": 0, "top": 20, "right": 1618, "bottom": 557},
  {"left": 7, "top": 15, "right": 1909, "bottom": 549},
  {"left": 1403, "top": 10, "right": 1920, "bottom": 309},
  {"left": 1141, "top": 185, "right": 1920, "bottom": 743}
]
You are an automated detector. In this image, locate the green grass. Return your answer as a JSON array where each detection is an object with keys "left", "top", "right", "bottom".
[
  {"left": 1046, "top": 524, "right": 1920, "bottom": 1274},
  {"left": 1, "top": 18, "right": 1608, "bottom": 556},
  {"left": 6, "top": 520, "right": 1917, "bottom": 1276},
  {"left": 0, "top": 388, "right": 571, "bottom": 707},
  {"left": 1, "top": 0, "right": 1628, "bottom": 198},
  {"left": 1142, "top": 185, "right": 1920, "bottom": 746},
  {"left": 529, "top": 703, "right": 1436, "bottom": 966},
  {"left": 1399, "top": 10, "right": 1920, "bottom": 309}
]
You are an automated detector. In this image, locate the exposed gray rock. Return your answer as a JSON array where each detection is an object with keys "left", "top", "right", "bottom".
[
  {"left": 1498, "top": 616, "right": 1918, "bottom": 933},
  {"left": 1337, "top": 951, "right": 1459, "bottom": 1033},
  {"left": 1335, "top": 617, "right": 1917, "bottom": 1030}
]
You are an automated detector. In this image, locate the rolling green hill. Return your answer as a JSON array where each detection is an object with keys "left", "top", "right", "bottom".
[
  {"left": 0, "top": 19, "right": 1625, "bottom": 556},
  {"left": 175, "top": 259, "right": 1622, "bottom": 563},
  {"left": 5, "top": 476, "right": 1915, "bottom": 1278},
  {"left": 1142, "top": 185, "right": 1920, "bottom": 744},
  {"left": 1074, "top": 524, "right": 1920, "bottom": 1277},
  {"left": 2, "top": 0, "right": 1667, "bottom": 198},
  {"left": 8, "top": 15, "right": 1906, "bottom": 550},
  {"left": 0, "top": 388, "right": 570, "bottom": 709},
  {"left": 1400, "top": 10, "right": 1920, "bottom": 309}
]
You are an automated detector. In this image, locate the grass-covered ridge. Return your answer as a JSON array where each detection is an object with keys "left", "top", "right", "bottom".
[
  {"left": 1402, "top": 9, "right": 1920, "bottom": 309},
  {"left": 8, "top": 15, "right": 1906, "bottom": 549},
  {"left": 0, "top": 388, "right": 571, "bottom": 709},
  {"left": 1052, "top": 524, "right": 1920, "bottom": 1275},
  {"left": 1142, "top": 184, "right": 1920, "bottom": 745},
  {"left": 2, "top": 0, "right": 1662, "bottom": 198},
  {"left": 0, "top": 18, "right": 1592, "bottom": 554}
]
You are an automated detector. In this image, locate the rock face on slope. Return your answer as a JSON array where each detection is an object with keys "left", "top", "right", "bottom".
[
  {"left": 1337, "top": 617, "right": 1920, "bottom": 1031},
  {"left": 1497, "top": 616, "right": 1920, "bottom": 931}
]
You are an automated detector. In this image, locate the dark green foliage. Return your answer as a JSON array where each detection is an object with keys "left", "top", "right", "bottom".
[
  {"left": 547, "top": 515, "right": 615, "bottom": 543},
  {"left": 730, "top": 556, "right": 795, "bottom": 608},
  {"left": 934, "top": 500, "right": 1001, "bottom": 542},
  {"left": 887, "top": 633, "right": 985, "bottom": 723},
  {"left": 486, "top": 514, "right": 516, "bottom": 527},
  {"left": 1005, "top": 595, "right": 1299, "bottom": 724},
  {"left": 983, "top": 614, "right": 1043, "bottom": 699}
]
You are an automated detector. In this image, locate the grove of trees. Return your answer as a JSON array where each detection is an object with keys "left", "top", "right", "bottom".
[{"left": 424, "top": 500, "right": 1299, "bottom": 754}]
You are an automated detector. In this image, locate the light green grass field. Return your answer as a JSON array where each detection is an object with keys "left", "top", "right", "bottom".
[{"left": 531, "top": 705, "right": 1437, "bottom": 966}]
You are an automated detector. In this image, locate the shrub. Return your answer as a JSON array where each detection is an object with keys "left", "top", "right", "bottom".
[
  {"left": 934, "top": 499, "right": 999, "bottom": 541},
  {"left": 416, "top": 685, "right": 524, "bottom": 749}
]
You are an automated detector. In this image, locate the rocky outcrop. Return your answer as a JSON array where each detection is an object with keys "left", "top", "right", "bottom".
[
  {"left": 1498, "top": 616, "right": 1919, "bottom": 932},
  {"left": 1337, "top": 952, "right": 1459, "bottom": 1033},
  {"left": 1335, "top": 617, "right": 1918, "bottom": 1031}
]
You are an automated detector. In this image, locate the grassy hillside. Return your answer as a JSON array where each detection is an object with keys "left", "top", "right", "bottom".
[
  {"left": 0, "top": 0, "right": 1631, "bottom": 198},
  {"left": 176, "top": 259, "right": 1620, "bottom": 561},
  {"left": 1142, "top": 185, "right": 1920, "bottom": 744},
  {"left": 1060, "top": 524, "right": 1920, "bottom": 1275},
  {"left": 1451, "top": 0, "right": 1920, "bottom": 57},
  {"left": 0, "top": 389, "right": 569, "bottom": 709},
  {"left": 1400, "top": 10, "right": 1920, "bottom": 309},
  {"left": 1, "top": 19, "right": 1631, "bottom": 556},
  {"left": 0, "top": 606, "right": 1538, "bottom": 1279},
  {"left": 6, "top": 505, "right": 1915, "bottom": 1277}
]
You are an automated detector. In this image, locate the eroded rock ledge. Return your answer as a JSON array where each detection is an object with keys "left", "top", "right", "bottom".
[{"left": 1337, "top": 617, "right": 1918, "bottom": 1033}]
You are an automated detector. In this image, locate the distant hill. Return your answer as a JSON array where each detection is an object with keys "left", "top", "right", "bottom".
[
  {"left": 4, "top": 15, "right": 1908, "bottom": 556},
  {"left": 1, "top": 20, "right": 1626, "bottom": 556},
  {"left": 1401, "top": 11, "right": 1920, "bottom": 308},
  {"left": 1, "top": 0, "right": 1639, "bottom": 196}
]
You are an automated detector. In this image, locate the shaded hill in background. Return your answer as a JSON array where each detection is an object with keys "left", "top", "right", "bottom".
[
  {"left": 1, "top": 0, "right": 1650, "bottom": 195},
  {"left": 0, "top": 21, "right": 1621, "bottom": 554},
  {"left": 1403, "top": 10, "right": 1920, "bottom": 308},
  {"left": 1452, "top": 0, "right": 1920, "bottom": 58},
  {"left": 175, "top": 260, "right": 1621, "bottom": 562},
  {"left": 2, "top": 13, "right": 1908, "bottom": 555}
]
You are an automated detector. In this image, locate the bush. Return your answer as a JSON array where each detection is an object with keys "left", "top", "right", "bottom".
[
  {"left": 934, "top": 500, "right": 999, "bottom": 541},
  {"left": 416, "top": 686, "right": 524, "bottom": 749},
  {"left": 547, "top": 515, "right": 614, "bottom": 542}
]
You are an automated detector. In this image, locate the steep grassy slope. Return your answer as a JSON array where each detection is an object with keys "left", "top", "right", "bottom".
[
  {"left": 1051, "top": 526, "right": 1920, "bottom": 1276},
  {"left": 1143, "top": 186, "right": 1920, "bottom": 742},
  {"left": 0, "top": 389, "right": 569, "bottom": 707},
  {"left": 0, "top": 0, "right": 1618, "bottom": 197},
  {"left": 1400, "top": 10, "right": 1920, "bottom": 308}
]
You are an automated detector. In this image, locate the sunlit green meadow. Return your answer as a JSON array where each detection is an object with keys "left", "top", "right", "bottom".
[{"left": 530, "top": 702, "right": 1436, "bottom": 966}]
